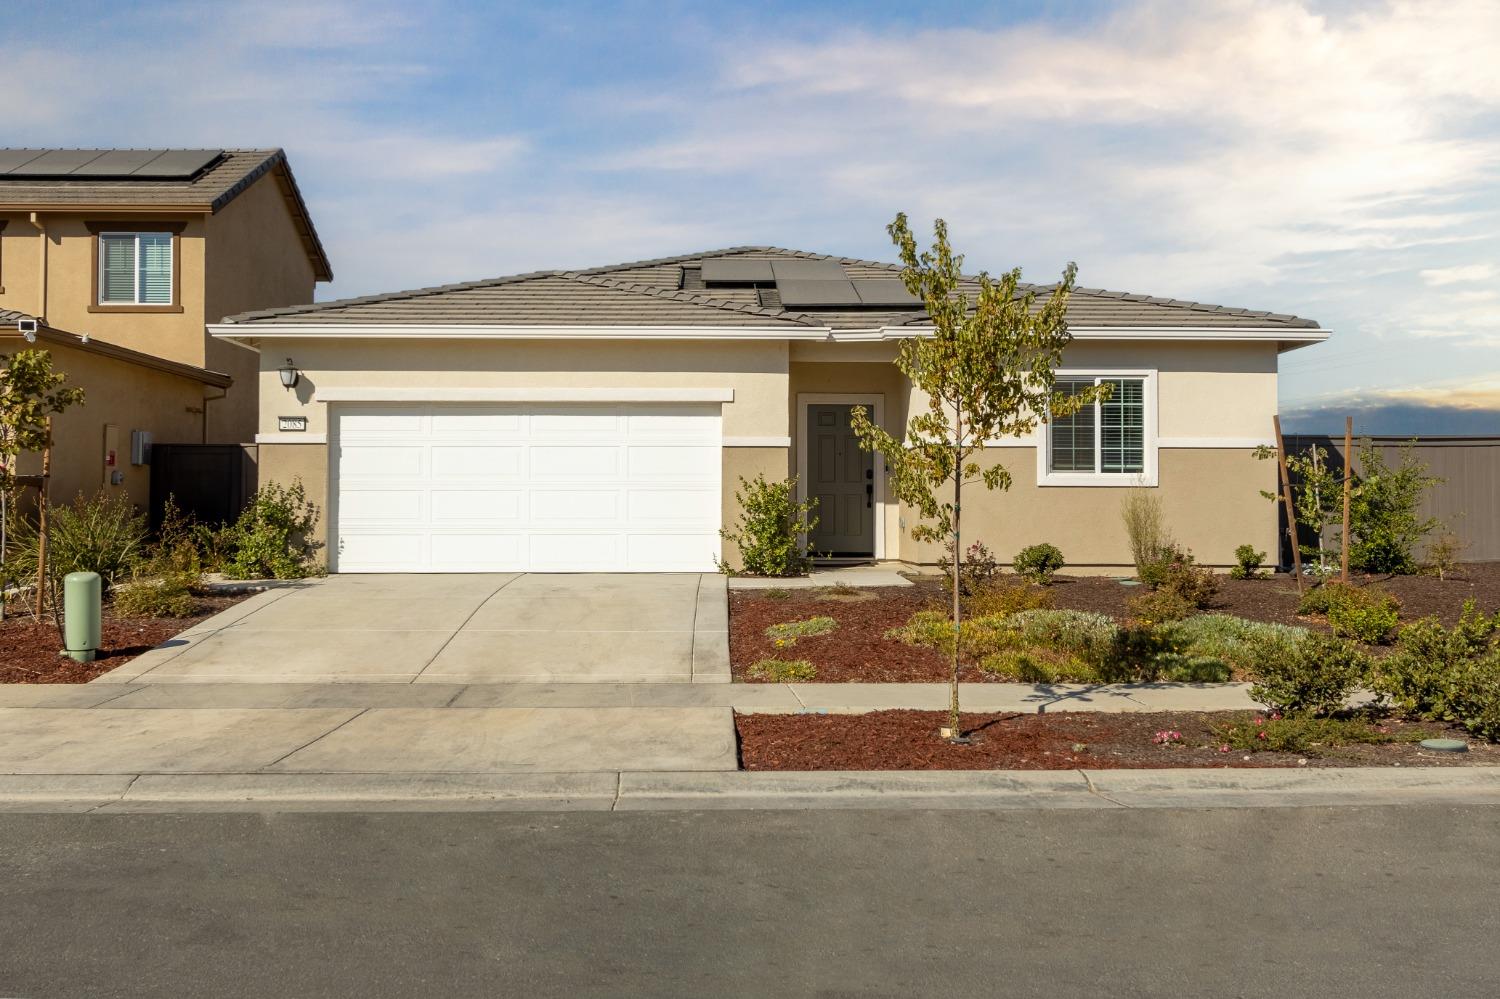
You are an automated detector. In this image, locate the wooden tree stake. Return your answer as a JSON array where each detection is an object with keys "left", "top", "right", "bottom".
[
  {"left": 1272, "top": 415, "right": 1303, "bottom": 593},
  {"left": 1342, "top": 416, "right": 1352, "bottom": 583},
  {"left": 34, "top": 424, "right": 51, "bottom": 619}
]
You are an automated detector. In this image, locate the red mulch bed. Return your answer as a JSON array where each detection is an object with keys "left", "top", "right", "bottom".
[
  {"left": 736, "top": 709, "right": 1496, "bottom": 771},
  {"left": 0, "top": 592, "right": 251, "bottom": 684},
  {"left": 730, "top": 564, "right": 1500, "bottom": 683}
]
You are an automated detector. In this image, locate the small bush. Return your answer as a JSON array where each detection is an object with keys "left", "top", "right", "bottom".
[
  {"left": 1215, "top": 714, "right": 1422, "bottom": 753},
  {"left": 1150, "top": 545, "right": 1219, "bottom": 608},
  {"left": 765, "top": 616, "right": 837, "bottom": 646},
  {"left": 965, "top": 581, "right": 1053, "bottom": 618},
  {"left": 220, "top": 480, "right": 323, "bottom": 580},
  {"left": 718, "top": 474, "right": 817, "bottom": 577},
  {"left": 1447, "top": 653, "right": 1500, "bottom": 743},
  {"left": 1374, "top": 602, "right": 1500, "bottom": 729},
  {"left": 1230, "top": 544, "right": 1266, "bottom": 580},
  {"left": 1248, "top": 632, "right": 1370, "bottom": 716},
  {"left": 1159, "top": 614, "right": 1310, "bottom": 674},
  {"left": 887, "top": 610, "right": 1017, "bottom": 662},
  {"left": 1121, "top": 490, "right": 1171, "bottom": 582},
  {"left": 1006, "top": 610, "right": 1119, "bottom": 670},
  {"left": 113, "top": 575, "right": 197, "bottom": 618},
  {"left": 761, "top": 587, "right": 792, "bottom": 601},
  {"left": 1348, "top": 440, "right": 1440, "bottom": 575},
  {"left": 941, "top": 540, "right": 1002, "bottom": 596},
  {"left": 1151, "top": 654, "right": 1232, "bottom": 683},
  {"left": 1126, "top": 587, "right": 1197, "bottom": 624},
  {"left": 1296, "top": 585, "right": 1337, "bottom": 616},
  {"left": 6, "top": 491, "right": 147, "bottom": 589},
  {"left": 747, "top": 658, "right": 817, "bottom": 682},
  {"left": 1012, "top": 543, "right": 1065, "bottom": 584},
  {"left": 979, "top": 650, "right": 1063, "bottom": 684},
  {"left": 1308, "top": 583, "right": 1401, "bottom": 644},
  {"left": 1424, "top": 532, "right": 1466, "bottom": 580}
]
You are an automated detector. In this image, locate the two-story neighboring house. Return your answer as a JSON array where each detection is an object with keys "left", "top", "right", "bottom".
[{"left": 0, "top": 148, "right": 331, "bottom": 510}]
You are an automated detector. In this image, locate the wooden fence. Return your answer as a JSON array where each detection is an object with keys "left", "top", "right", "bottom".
[{"left": 1281, "top": 434, "right": 1500, "bottom": 565}]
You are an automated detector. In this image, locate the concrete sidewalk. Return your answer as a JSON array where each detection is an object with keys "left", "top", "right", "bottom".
[
  {"left": 3, "top": 766, "right": 1497, "bottom": 813},
  {"left": 2, "top": 680, "right": 1261, "bottom": 713}
]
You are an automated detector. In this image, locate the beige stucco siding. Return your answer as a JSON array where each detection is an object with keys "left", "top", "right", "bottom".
[
  {"left": 254, "top": 338, "right": 791, "bottom": 439},
  {"left": 2, "top": 339, "right": 206, "bottom": 512},
  {"left": 204, "top": 175, "right": 319, "bottom": 443}
]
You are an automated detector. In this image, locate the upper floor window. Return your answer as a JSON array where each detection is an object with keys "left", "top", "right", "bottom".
[
  {"left": 1040, "top": 372, "right": 1157, "bottom": 486},
  {"left": 98, "top": 232, "right": 173, "bottom": 305}
]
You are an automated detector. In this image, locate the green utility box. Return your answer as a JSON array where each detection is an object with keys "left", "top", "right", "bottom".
[{"left": 63, "top": 571, "right": 102, "bottom": 663}]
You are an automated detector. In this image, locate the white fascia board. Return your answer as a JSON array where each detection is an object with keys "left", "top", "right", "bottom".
[
  {"left": 844, "top": 326, "right": 1331, "bottom": 344},
  {"left": 209, "top": 323, "right": 831, "bottom": 341},
  {"left": 314, "top": 387, "right": 735, "bottom": 403}
]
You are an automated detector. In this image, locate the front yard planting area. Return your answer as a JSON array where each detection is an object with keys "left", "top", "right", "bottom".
[
  {"left": 736, "top": 709, "right": 1495, "bottom": 771},
  {"left": 0, "top": 591, "right": 250, "bottom": 684}
]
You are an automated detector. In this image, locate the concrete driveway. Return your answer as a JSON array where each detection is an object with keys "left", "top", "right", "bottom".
[{"left": 98, "top": 573, "right": 729, "bottom": 685}]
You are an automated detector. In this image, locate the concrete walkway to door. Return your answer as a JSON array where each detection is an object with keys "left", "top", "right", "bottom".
[{"left": 96, "top": 573, "right": 730, "bottom": 685}]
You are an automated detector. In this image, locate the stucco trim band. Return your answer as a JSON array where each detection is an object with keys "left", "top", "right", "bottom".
[
  {"left": 254, "top": 433, "right": 328, "bottom": 444},
  {"left": 313, "top": 387, "right": 736, "bottom": 404},
  {"left": 724, "top": 436, "right": 792, "bottom": 448}
]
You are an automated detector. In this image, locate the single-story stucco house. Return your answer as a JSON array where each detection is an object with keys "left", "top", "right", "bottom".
[{"left": 209, "top": 247, "right": 1328, "bottom": 574}]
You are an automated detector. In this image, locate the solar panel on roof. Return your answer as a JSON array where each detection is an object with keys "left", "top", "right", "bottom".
[
  {"left": 770, "top": 259, "right": 847, "bottom": 281},
  {"left": 132, "top": 149, "right": 223, "bottom": 178},
  {"left": 852, "top": 279, "right": 921, "bottom": 307},
  {"left": 7, "top": 149, "right": 106, "bottom": 175},
  {"left": 0, "top": 150, "right": 47, "bottom": 174},
  {"left": 776, "top": 279, "right": 863, "bottom": 307},
  {"left": 70, "top": 149, "right": 169, "bottom": 176},
  {"left": 701, "top": 258, "right": 775, "bottom": 284}
]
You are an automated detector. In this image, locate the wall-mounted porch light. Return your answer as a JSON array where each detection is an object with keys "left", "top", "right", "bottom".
[{"left": 279, "top": 358, "right": 300, "bottom": 391}]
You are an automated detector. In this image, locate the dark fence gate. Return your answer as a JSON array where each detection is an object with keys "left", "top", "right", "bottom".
[
  {"left": 1280, "top": 434, "right": 1500, "bottom": 565},
  {"left": 148, "top": 444, "right": 258, "bottom": 531}
]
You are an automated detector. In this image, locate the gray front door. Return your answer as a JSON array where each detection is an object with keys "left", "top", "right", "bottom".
[{"left": 806, "top": 404, "right": 875, "bottom": 556}]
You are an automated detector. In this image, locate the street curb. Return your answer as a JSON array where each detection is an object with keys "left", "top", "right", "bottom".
[{"left": 1, "top": 767, "right": 1496, "bottom": 813}]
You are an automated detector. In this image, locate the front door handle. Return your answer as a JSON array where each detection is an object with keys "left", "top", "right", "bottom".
[{"left": 866, "top": 483, "right": 874, "bottom": 508}]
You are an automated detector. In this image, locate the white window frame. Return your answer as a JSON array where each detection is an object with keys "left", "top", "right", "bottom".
[
  {"left": 97, "top": 231, "right": 173, "bottom": 306},
  {"left": 1036, "top": 368, "right": 1158, "bottom": 487}
]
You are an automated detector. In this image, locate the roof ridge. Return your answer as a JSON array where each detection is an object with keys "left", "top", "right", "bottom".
[
  {"left": 573, "top": 246, "right": 781, "bottom": 275},
  {"left": 561, "top": 271, "right": 821, "bottom": 326},
  {"left": 223, "top": 269, "right": 566, "bottom": 323}
]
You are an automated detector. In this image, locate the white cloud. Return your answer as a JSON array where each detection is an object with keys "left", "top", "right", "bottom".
[{"left": 1421, "top": 264, "right": 1497, "bottom": 285}]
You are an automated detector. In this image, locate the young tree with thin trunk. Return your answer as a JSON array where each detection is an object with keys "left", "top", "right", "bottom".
[
  {"left": 0, "top": 349, "right": 84, "bottom": 617},
  {"left": 850, "top": 215, "right": 1101, "bottom": 741}
]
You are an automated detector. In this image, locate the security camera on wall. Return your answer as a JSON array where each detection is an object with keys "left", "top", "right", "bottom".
[{"left": 17, "top": 318, "right": 39, "bottom": 341}]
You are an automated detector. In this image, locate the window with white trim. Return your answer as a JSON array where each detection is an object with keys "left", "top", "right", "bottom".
[
  {"left": 98, "top": 232, "right": 173, "bottom": 305},
  {"left": 1047, "top": 376, "right": 1146, "bottom": 474}
]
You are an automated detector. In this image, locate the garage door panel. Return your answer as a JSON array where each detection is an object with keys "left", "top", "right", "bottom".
[
  {"left": 430, "top": 445, "right": 522, "bottom": 478},
  {"left": 332, "top": 403, "right": 720, "bottom": 573},
  {"left": 530, "top": 445, "right": 621, "bottom": 479},
  {"left": 430, "top": 533, "right": 524, "bottom": 569},
  {"left": 339, "top": 488, "right": 425, "bottom": 523},
  {"left": 430, "top": 489, "right": 523, "bottom": 523},
  {"left": 628, "top": 445, "right": 719, "bottom": 478},
  {"left": 339, "top": 444, "right": 423, "bottom": 477},
  {"left": 529, "top": 489, "right": 621, "bottom": 522}
]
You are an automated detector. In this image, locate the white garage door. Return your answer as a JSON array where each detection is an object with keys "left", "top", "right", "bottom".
[{"left": 330, "top": 403, "right": 722, "bottom": 572}]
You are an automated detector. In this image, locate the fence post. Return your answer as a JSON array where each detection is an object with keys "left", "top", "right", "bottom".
[
  {"left": 1272, "top": 416, "right": 1303, "bottom": 593},
  {"left": 1342, "top": 417, "right": 1352, "bottom": 583}
]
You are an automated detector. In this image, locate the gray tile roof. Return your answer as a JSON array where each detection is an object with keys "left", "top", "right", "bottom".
[
  {"left": 224, "top": 245, "right": 1322, "bottom": 331},
  {"left": 0, "top": 148, "right": 332, "bottom": 281},
  {"left": 0, "top": 309, "right": 36, "bottom": 325}
]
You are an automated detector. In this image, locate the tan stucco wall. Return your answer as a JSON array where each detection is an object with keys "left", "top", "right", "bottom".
[
  {"left": 898, "top": 447, "right": 1280, "bottom": 570},
  {"left": 254, "top": 338, "right": 791, "bottom": 439},
  {"left": 2, "top": 338, "right": 206, "bottom": 513},
  {"left": 204, "top": 175, "right": 319, "bottom": 444},
  {"left": 256, "top": 442, "right": 330, "bottom": 559},
  {"left": 1, "top": 176, "right": 322, "bottom": 449},
  {"left": 720, "top": 446, "right": 792, "bottom": 569}
]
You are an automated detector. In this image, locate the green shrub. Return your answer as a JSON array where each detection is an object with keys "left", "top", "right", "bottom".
[
  {"left": 1005, "top": 610, "right": 1119, "bottom": 670},
  {"left": 747, "top": 658, "right": 817, "bottom": 681},
  {"left": 1374, "top": 602, "right": 1500, "bottom": 734},
  {"left": 1248, "top": 632, "right": 1370, "bottom": 716},
  {"left": 941, "top": 539, "right": 1002, "bottom": 596},
  {"left": 979, "top": 650, "right": 1064, "bottom": 684},
  {"left": 1150, "top": 545, "right": 1219, "bottom": 607},
  {"left": 1011, "top": 543, "right": 1065, "bottom": 584},
  {"left": 1159, "top": 614, "right": 1310, "bottom": 674},
  {"left": 220, "top": 480, "right": 323, "bottom": 580},
  {"left": 718, "top": 474, "right": 817, "bottom": 577},
  {"left": 1230, "top": 544, "right": 1266, "bottom": 580},
  {"left": 765, "top": 616, "right": 837, "bottom": 645},
  {"left": 1348, "top": 440, "right": 1440, "bottom": 575},
  {"left": 113, "top": 575, "right": 197, "bottom": 618},
  {"left": 6, "top": 491, "right": 147, "bottom": 589},
  {"left": 1324, "top": 585, "right": 1400, "bottom": 644},
  {"left": 1296, "top": 585, "right": 1337, "bottom": 616},
  {"left": 964, "top": 580, "right": 1053, "bottom": 618},
  {"left": 1150, "top": 654, "right": 1232, "bottom": 683},
  {"left": 1447, "top": 653, "right": 1500, "bottom": 743},
  {"left": 1215, "top": 715, "right": 1422, "bottom": 753},
  {"left": 1126, "top": 587, "right": 1197, "bottom": 624},
  {"left": 887, "top": 609, "right": 1017, "bottom": 662}
]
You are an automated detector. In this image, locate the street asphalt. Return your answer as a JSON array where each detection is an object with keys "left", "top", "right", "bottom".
[{"left": 2, "top": 805, "right": 1498, "bottom": 998}]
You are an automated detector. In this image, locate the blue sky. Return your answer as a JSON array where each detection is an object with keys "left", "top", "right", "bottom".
[{"left": 6, "top": 0, "right": 1499, "bottom": 423}]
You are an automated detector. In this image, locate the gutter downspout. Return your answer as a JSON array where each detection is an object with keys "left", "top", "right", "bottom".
[
  {"left": 26, "top": 212, "right": 46, "bottom": 322},
  {"left": 201, "top": 386, "right": 227, "bottom": 443}
]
